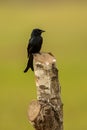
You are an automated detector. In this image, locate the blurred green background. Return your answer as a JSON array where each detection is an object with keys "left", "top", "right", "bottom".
[{"left": 0, "top": 1, "right": 87, "bottom": 130}]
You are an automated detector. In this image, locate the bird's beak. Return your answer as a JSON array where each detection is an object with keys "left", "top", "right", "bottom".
[{"left": 41, "top": 30, "right": 45, "bottom": 33}]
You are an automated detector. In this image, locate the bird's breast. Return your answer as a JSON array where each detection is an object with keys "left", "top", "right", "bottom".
[{"left": 30, "top": 36, "right": 43, "bottom": 53}]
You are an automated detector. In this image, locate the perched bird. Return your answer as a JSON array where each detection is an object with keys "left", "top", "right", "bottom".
[{"left": 24, "top": 28, "right": 45, "bottom": 73}]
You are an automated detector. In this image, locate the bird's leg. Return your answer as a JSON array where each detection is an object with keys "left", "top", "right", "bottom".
[{"left": 38, "top": 52, "right": 41, "bottom": 55}]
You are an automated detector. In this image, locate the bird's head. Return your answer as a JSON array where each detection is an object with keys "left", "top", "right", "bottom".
[{"left": 31, "top": 28, "right": 45, "bottom": 36}]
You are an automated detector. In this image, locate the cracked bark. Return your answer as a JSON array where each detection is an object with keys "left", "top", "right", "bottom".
[{"left": 28, "top": 52, "right": 63, "bottom": 130}]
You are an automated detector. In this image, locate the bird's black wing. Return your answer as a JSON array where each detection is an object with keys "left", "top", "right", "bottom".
[
  {"left": 27, "top": 37, "right": 34, "bottom": 57},
  {"left": 27, "top": 36, "right": 43, "bottom": 56}
]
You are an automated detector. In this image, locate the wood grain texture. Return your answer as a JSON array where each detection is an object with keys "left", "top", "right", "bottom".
[{"left": 28, "top": 52, "right": 63, "bottom": 130}]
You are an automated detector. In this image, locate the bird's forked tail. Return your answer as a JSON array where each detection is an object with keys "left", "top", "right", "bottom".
[{"left": 24, "top": 54, "right": 34, "bottom": 73}]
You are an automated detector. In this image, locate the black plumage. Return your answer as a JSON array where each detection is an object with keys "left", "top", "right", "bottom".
[{"left": 24, "top": 28, "right": 45, "bottom": 72}]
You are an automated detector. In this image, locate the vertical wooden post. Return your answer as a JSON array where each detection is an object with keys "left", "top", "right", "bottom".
[{"left": 28, "top": 52, "right": 63, "bottom": 130}]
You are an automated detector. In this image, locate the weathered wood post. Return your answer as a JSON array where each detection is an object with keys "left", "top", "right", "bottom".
[{"left": 28, "top": 52, "right": 63, "bottom": 130}]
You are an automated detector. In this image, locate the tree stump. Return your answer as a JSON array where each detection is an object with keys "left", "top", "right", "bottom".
[{"left": 28, "top": 52, "right": 63, "bottom": 130}]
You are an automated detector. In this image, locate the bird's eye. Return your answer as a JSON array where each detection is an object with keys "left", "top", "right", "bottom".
[{"left": 37, "top": 30, "right": 40, "bottom": 33}]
